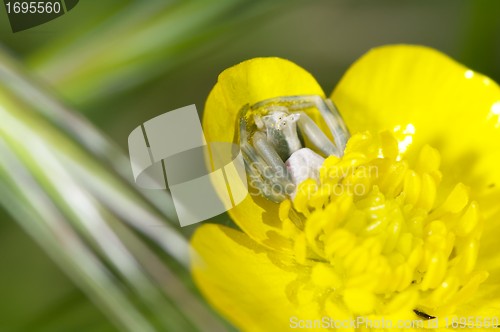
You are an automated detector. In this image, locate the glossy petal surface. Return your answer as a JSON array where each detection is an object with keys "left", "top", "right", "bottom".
[
  {"left": 195, "top": 47, "right": 500, "bottom": 330},
  {"left": 191, "top": 224, "right": 315, "bottom": 331},
  {"left": 332, "top": 45, "right": 500, "bottom": 211},
  {"left": 203, "top": 57, "right": 325, "bottom": 251}
]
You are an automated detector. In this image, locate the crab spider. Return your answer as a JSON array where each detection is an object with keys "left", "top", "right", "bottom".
[{"left": 238, "top": 96, "right": 349, "bottom": 202}]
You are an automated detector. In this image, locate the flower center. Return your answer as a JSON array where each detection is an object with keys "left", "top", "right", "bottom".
[{"left": 278, "top": 131, "right": 487, "bottom": 320}]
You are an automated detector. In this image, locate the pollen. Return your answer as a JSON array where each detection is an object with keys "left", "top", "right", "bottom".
[{"left": 278, "top": 131, "right": 487, "bottom": 319}]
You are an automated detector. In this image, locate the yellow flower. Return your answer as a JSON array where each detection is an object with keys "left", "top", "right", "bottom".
[{"left": 190, "top": 45, "right": 500, "bottom": 331}]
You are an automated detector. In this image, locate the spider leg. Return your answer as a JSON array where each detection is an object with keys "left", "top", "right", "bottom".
[
  {"left": 297, "top": 111, "right": 340, "bottom": 157},
  {"left": 240, "top": 138, "right": 293, "bottom": 202}
]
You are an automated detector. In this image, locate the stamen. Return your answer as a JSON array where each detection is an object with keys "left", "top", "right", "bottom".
[{"left": 277, "top": 131, "right": 487, "bottom": 319}]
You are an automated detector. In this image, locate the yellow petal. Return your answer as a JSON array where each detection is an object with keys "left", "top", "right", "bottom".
[
  {"left": 450, "top": 284, "right": 500, "bottom": 329},
  {"left": 332, "top": 46, "right": 500, "bottom": 326},
  {"left": 190, "top": 224, "right": 314, "bottom": 331},
  {"left": 204, "top": 57, "right": 325, "bottom": 143},
  {"left": 331, "top": 45, "right": 500, "bottom": 214},
  {"left": 203, "top": 58, "right": 325, "bottom": 251}
]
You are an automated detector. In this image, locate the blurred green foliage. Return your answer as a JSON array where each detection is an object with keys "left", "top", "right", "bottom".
[{"left": 0, "top": 0, "right": 498, "bottom": 331}]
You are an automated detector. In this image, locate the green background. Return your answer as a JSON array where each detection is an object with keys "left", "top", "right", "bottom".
[{"left": 0, "top": 0, "right": 498, "bottom": 331}]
